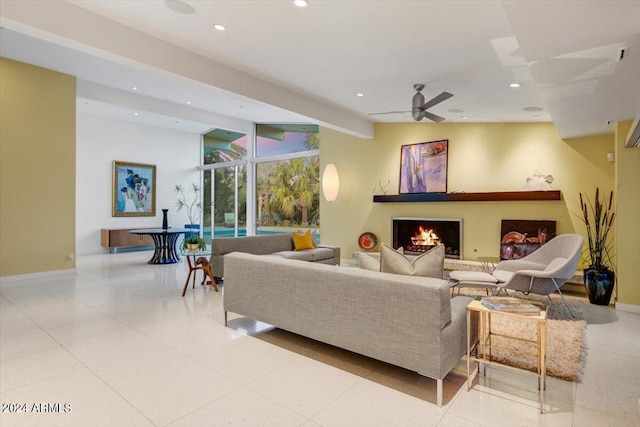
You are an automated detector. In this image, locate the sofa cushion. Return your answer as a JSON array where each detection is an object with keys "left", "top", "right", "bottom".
[
  {"left": 356, "top": 252, "right": 381, "bottom": 271},
  {"left": 307, "top": 247, "right": 335, "bottom": 262},
  {"left": 270, "top": 250, "right": 314, "bottom": 262},
  {"left": 380, "top": 244, "right": 444, "bottom": 279},
  {"left": 292, "top": 230, "right": 315, "bottom": 251}
]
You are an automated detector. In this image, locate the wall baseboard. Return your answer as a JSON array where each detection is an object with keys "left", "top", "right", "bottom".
[
  {"left": 614, "top": 302, "right": 640, "bottom": 314},
  {"left": 0, "top": 269, "right": 77, "bottom": 283}
]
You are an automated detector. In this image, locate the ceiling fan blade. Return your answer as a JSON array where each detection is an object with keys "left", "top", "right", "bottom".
[
  {"left": 368, "top": 110, "right": 411, "bottom": 116},
  {"left": 421, "top": 110, "right": 446, "bottom": 123},
  {"left": 419, "top": 91, "right": 453, "bottom": 111}
]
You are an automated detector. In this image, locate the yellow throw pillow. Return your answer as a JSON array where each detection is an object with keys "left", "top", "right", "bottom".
[{"left": 292, "top": 230, "right": 315, "bottom": 251}]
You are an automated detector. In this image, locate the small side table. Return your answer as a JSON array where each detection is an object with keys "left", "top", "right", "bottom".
[
  {"left": 180, "top": 250, "right": 219, "bottom": 296},
  {"left": 466, "top": 298, "right": 548, "bottom": 413}
]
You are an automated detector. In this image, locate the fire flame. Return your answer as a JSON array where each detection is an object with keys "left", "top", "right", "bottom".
[{"left": 411, "top": 226, "right": 441, "bottom": 246}]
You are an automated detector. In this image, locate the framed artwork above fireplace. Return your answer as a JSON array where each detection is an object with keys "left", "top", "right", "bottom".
[{"left": 399, "top": 140, "right": 448, "bottom": 194}]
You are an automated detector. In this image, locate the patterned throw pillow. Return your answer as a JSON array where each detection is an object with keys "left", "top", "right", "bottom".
[{"left": 380, "top": 244, "right": 444, "bottom": 279}]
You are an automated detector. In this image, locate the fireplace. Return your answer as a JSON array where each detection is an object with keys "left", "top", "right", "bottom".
[{"left": 392, "top": 217, "right": 463, "bottom": 259}]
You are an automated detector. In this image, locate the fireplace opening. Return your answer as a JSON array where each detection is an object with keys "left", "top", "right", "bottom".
[{"left": 392, "top": 217, "right": 462, "bottom": 259}]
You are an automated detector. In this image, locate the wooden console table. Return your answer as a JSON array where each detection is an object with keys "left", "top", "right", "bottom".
[{"left": 101, "top": 228, "right": 154, "bottom": 253}]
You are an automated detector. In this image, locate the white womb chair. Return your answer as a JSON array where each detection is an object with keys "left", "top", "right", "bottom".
[
  {"left": 450, "top": 234, "right": 584, "bottom": 317},
  {"left": 493, "top": 234, "right": 584, "bottom": 317}
]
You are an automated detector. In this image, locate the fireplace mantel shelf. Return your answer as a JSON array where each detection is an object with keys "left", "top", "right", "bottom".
[{"left": 373, "top": 190, "right": 561, "bottom": 203}]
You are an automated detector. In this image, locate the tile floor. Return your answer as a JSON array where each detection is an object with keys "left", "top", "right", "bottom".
[{"left": 1, "top": 251, "right": 639, "bottom": 427}]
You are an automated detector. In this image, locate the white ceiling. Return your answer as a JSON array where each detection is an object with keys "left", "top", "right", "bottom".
[{"left": 1, "top": 0, "right": 639, "bottom": 139}]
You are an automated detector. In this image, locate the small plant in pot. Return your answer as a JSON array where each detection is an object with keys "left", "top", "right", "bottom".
[
  {"left": 181, "top": 235, "right": 206, "bottom": 252},
  {"left": 579, "top": 188, "right": 615, "bottom": 305}
]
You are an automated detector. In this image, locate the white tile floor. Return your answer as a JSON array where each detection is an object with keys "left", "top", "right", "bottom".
[{"left": 1, "top": 251, "right": 638, "bottom": 427}]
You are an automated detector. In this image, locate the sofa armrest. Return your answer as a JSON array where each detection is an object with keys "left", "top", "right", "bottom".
[{"left": 319, "top": 245, "right": 341, "bottom": 264}]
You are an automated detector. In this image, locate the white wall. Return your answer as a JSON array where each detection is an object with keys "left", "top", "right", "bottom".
[{"left": 76, "top": 112, "right": 201, "bottom": 255}]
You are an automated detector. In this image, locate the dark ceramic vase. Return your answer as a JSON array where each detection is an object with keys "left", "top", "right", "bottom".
[
  {"left": 162, "top": 209, "right": 169, "bottom": 230},
  {"left": 584, "top": 268, "right": 615, "bottom": 306}
]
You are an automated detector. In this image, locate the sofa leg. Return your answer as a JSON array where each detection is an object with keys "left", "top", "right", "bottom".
[
  {"left": 224, "top": 311, "right": 228, "bottom": 327},
  {"left": 436, "top": 379, "right": 443, "bottom": 407}
]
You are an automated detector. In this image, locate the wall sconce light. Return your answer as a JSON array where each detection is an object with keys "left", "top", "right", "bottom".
[{"left": 322, "top": 163, "right": 340, "bottom": 202}]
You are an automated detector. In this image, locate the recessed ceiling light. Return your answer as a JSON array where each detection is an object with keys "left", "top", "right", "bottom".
[
  {"left": 294, "top": 0, "right": 309, "bottom": 7},
  {"left": 131, "top": 86, "right": 138, "bottom": 91},
  {"left": 461, "top": 116, "right": 468, "bottom": 119},
  {"left": 509, "top": 83, "right": 521, "bottom": 88},
  {"left": 356, "top": 93, "right": 364, "bottom": 97},
  {"left": 532, "top": 114, "right": 542, "bottom": 118},
  {"left": 164, "top": 0, "right": 195, "bottom": 15},
  {"left": 186, "top": 101, "right": 192, "bottom": 105},
  {"left": 213, "top": 23, "right": 226, "bottom": 31},
  {"left": 523, "top": 106, "right": 543, "bottom": 112},
  {"left": 448, "top": 108, "right": 464, "bottom": 113},
  {"left": 134, "top": 112, "right": 139, "bottom": 116}
]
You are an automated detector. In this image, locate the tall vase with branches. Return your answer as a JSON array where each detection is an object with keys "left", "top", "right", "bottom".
[
  {"left": 175, "top": 183, "right": 204, "bottom": 227},
  {"left": 579, "top": 187, "right": 615, "bottom": 305}
]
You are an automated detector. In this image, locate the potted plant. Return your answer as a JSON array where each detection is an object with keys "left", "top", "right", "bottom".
[
  {"left": 579, "top": 188, "right": 615, "bottom": 305},
  {"left": 180, "top": 235, "right": 206, "bottom": 252}
]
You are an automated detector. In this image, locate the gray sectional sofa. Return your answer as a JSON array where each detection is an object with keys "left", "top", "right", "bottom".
[
  {"left": 209, "top": 233, "right": 340, "bottom": 278},
  {"left": 223, "top": 252, "right": 472, "bottom": 407}
]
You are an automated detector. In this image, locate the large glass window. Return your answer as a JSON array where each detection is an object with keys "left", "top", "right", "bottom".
[
  {"left": 200, "top": 123, "right": 319, "bottom": 239},
  {"left": 202, "top": 129, "right": 247, "bottom": 239},
  {"left": 255, "top": 124, "right": 319, "bottom": 235}
]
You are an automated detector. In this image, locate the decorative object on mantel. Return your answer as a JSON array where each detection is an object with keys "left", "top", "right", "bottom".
[
  {"left": 579, "top": 188, "right": 615, "bottom": 306},
  {"left": 373, "top": 190, "right": 562, "bottom": 203},
  {"left": 112, "top": 160, "right": 156, "bottom": 217},
  {"left": 373, "top": 179, "right": 391, "bottom": 195},
  {"left": 358, "top": 232, "right": 378, "bottom": 251},
  {"left": 523, "top": 170, "right": 554, "bottom": 191},
  {"left": 399, "top": 140, "right": 448, "bottom": 194}
]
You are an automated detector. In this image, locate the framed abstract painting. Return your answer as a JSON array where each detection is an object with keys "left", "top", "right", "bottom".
[
  {"left": 112, "top": 161, "right": 156, "bottom": 217},
  {"left": 399, "top": 140, "right": 448, "bottom": 194}
]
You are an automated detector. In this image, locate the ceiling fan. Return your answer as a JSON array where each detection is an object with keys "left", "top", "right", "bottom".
[{"left": 369, "top": 84, "right": 453, "bottom": 122}]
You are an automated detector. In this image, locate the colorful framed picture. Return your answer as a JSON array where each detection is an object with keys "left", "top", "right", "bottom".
[
  {"left": 399, "top": 140, "right": 448, "bottom": 194},
  {"left": 500, "top": 220, "right": 556, "bottom": 260},
  {"left": 112, "top": 161, "right": 156, "bottom": 217}
]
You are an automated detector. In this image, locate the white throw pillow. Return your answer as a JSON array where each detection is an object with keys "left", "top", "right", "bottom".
[
  {"left": 380, "top": 244, "right": 444, "bottom": 279},
  {"left": 356, "top": 252, "right": 380, "bottom": 271}
]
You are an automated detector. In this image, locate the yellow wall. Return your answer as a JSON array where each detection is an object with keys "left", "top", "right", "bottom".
[
  {"left": 614, "top": 120, "right": 640, "bottom": 306},
  {"left": 0, "top": 58, "right": 76, "bottom": 276},
  {"left": 321, "top": 122, "right": 614, "bottom": 260}
]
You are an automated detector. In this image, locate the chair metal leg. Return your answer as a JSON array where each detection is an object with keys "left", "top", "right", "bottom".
[{"left": 552, "top": 278, "right": 575, "bottom": 319}]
